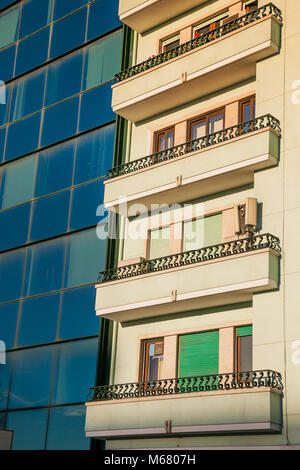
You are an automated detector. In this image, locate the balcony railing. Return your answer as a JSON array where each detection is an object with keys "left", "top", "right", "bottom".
[
  {"left": 115, "top": 3, "right": 282, "bottom": 83},
  {"left": 107, "top": 114, "right": 281, "bottom": 179},
  {"left": 88, "top": 369, "right": 283, "bottom": 402},
  {"left": 98, "top": 233, "right": 281, "bottom": 283}
]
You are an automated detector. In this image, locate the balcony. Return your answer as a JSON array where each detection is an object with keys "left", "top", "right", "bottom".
[
  {"left": 119, "top": 0, "right": 208, "bottom": 33},
  {"left": 85, "top": 370, "right": 283, "bottom": 439},
  {"left": 104, "top": 115, "right": 280, "bottom": 215},
  {"left": 95, "top": 234, "right": 280, "bottom": 322},
  {"left": 112, "top": 4, "right": 282, "bottom": 122}
]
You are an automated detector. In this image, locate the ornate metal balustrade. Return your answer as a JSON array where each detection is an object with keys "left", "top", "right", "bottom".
[
  {"left": 98, "top": 233, "right": 280, "bottom": 283},
  {"left": 107, "top": 114, "right": 280, "bottom": 179},
  {"left": 88, "top": 370, "right": 283, "bottom": 402},
  {"left": 114, "top": 3, "right": 282, "bottom": 83}
]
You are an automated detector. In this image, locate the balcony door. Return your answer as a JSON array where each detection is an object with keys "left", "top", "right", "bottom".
[{"left": 236, "top": 325, "right": 253, "bottom": 373}]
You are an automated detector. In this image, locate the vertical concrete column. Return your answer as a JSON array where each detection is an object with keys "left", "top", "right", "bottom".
[
  {"left": 162, "top": 335, "right": 178, "bottom": 378},
  {"left": 219, "top": 327, "right": 235, "bottom": 373}
]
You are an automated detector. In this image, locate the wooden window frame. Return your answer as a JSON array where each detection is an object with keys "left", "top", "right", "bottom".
[
  {"left": 243, "top": 0, "right": 258, "bottom": 12},
  {"left": 235, "top": 327, "right": 253, "bottom": 379},
  {"left": 153, "top": 126, "right": 175, "bottom": 153},
  {"left": 141, "top": 338, "right": 164, "bottom": 383},
  {"left": 161, "top": 34, "right": 180, "bottom": 53},
  {"left": 188, "top": 108, "right": 225, "bottom": 141},
  {"left": 193, "top": 11, "right": 229, "bottom": 38},
  {"left": 239, "top": 95, "right": 256, "bottom": 123}
]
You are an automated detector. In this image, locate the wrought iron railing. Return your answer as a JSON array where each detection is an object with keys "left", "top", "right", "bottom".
[
  {"left": 88, "top": 370, "right": 283, "bottom": 401},
  {"left": 98, "top": 233, "right": 280, "bottom": 283},
  {"left": 107, "top": 114, "right": 281, "bottom": 179},
  {"left": 114, "top": 3, "right": 282, "bottom": 83}
]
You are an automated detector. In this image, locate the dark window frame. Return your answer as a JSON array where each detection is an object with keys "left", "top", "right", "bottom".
[
  {"left": 188, "top": 107, "right": 225, "bottom": 141},
  {"left": 154, "top": 126, "right": 175, "bottom": 153}
]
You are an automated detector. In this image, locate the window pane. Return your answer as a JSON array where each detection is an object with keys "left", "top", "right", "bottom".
[
  {"left": 24, "top": 238, "right": 65, "bottom": 296},
  {"left": 35, "top": 141, "right": 75, "bottom": 197},
  {"left": 6, "top": 408, "right": 48, "bottom": 450},
  {"left": 69, "top": 180, "right": 104, "bottom": 231},
  {"left": 17, "top": 294, "right": 60, "bottom": 347},
  {"left": 79, "top": 83, "right": 115, "bottom": 133},
  {"left": 0, "top": 5, "right": 20, "bottom": 50},
  {"left": 10, "top": 69, "right": 46, "bottom": 122},
  {"left": 50, "top": 8, "right": 87, "bottom": 59},
  {"left": 204, "top": 213, "right": 222, "bottom": 246},
  {"left": 0, "top": 127, "right": 6, "bottom": 164},
  {"left": 87, "top": 0, "right": 121, "bottom": 41},
  {"left": 83, "top": 31, "right": 122, "bottom": 90},
  {"left": 208, "top": 113, "right": 224, "bottom": 134},
  {"left": 192, "top": 120, "right": 206, "bottom": 140},
  {"left": 64, "top": 229, "right": 106, "bottom": 288},
  {"left": 53, "top": 0, "right": 86, "bottom": 20},
  {"left": 41, "top": 96, "right": 79, "bottom": 148},
  {"left": 0, "top": 302, "right": 19, "bottom": 350},
  {"left": 0, "top": 155, "right": 37, "bottom": 209},
  {"left": 15, "top": 27, "right": 50, "bottom": 76},
  {"left": 46, "top": 405, "right": 90, "bottom": 450},
  {"left": 8, "top": 345, "right": 55, "bottom": 409},
  {"left": 0, "top": 203, "right": 30, "bottom": 251},
  {"left": 149, "top": 226, "right": 170, "bottom": 259},
  {"left": 0, "top": 45, "right": 16, "bottom": 82},
  {"left": 58, "top": 286, "right": 99, "bottom": 340},
  {"left": 183, "top": 218, "right": 204, "bottom": 252},
  {"left": 0, "top": 249, "right": 25, "bottom": 302},
  {"left": 5, "top": 112, "right": 41, "bottom": 162},
  {"left": 19, "top": 0, "right": 53, "bottom": 39},
  {"left": 0, "top": 83, "right": 11, "bottom": 127},
  {"left": 0, "top": 352, "right": 13, "bottom": 411},
  {"left": 30, "top": 190, "right": 70, "bottom": 242},
  {"left": 74, "top": 123, "right": 115, "bottom": 184},
  {"left": 45, "top": 50, "right": 83, "bottom": 106},
  {"left": 51, "top": 338, "right": 98, "bottom": 404},
  {"left": 239, "top": 335, "right": 253, "bottom": 371}
]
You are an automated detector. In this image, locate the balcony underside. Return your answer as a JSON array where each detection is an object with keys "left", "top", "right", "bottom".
[
  {"left": 85, "top": 388, "right": 282, "bottom": 440},
  {"left": 112, "top": 17, "right": 281, "bottom": 122},
  {"left": 105, "top": 128, "right": 279, "bottom": 215},
  {"left": 119, "top": 0, "right": 208, "bottom": 33},
  {"left": 95, "top": 248, "right": 279, "bottom": 322}
]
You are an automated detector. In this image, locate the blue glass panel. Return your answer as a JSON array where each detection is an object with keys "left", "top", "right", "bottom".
[
  {"left": 83, "top": 31, "right": 122, "bottom": 90},
  {"left": 69, "top": 180, "right": 103, "bottom": 231},
  {"left": 0, "top": 45, "right": 16, "bottom": 82},
  {"left": 74, "top": 124, "right": 115, "bottom": 184},
  {"left": 35, "top": 141, "right": 74, "bottom": 197},
  {"left": 24, "top": 238, "right": 65, "bottom": 296},
  {"left": 50, "top": 8, "right": 87, "bottom": 59},
  {"left": 0, "top": 155, "right": 37, "bottom": 209},
  {"left": 0, "top": 5, "right": 20, "bottom": 50},
  {"left": 5, "top": 112, "right": 41, "bottom": 162},
  {"left": 41, "top": 96, "right": 79, "bottom": 148},
  {"left": 10, "top": 69, "right": 46, "bottom": 121},
  {"left": 52, "top": 338, "right": 98, "bottom": 404},
  {"left": 58, "top": 286, "right": 99, "bottom": 340},
  {"left": 17, "top": 293, "right": 60, "bottom": 347},
  {"left": 0, "top": 249, "right": 26, "bottom": 302},
  {"left": 0, "top": 203, "right": 30, "bottom": 251},
  {"left": 15, "top": 27, "right": 50, "bottom": 76},
  {"left": 0, "top": 127, "right": 6, "bottom": 164},
  {"left": 64, "top": 228, "right": 106, "bottom": 288},
  {"left": 6, "top": 408, "right": 48, "bottom": 450},
  {"left": 87, "top": 0, "right": 121, "bottom": 41},
  {"left": 19, "top": 0, "right": 53, "bottom": 39},
  {"left": 8, "top": 345, "right": 55, "bottom": 409},
  {"left": 46, "top": 405, "right": 89, "bottom": 450},
  {"left": 0, "top": 352, "right": 13, "bottom": 411},
  {"left": 1, "top": 1, "right": 20, "bottom": 10},
  {"left": 0, "top": 302, "right": 19, "bottom": 350},
  {"left": 53, "top": 0, "right": 86, "bottom": 21},
  {"left": 79, "top": 82, "right": 115, "bottom": 133},
  {"left": 30, "top": 190, "right": 70, "bottom": 242},
  {"left": 45, "top": 50, "right": 83, "bottom": 106},
  {"left": 0, "top": 83, "right": 11, "bottom": 127}
]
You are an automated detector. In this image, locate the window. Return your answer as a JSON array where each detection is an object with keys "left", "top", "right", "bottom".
[
  {"left": 161, "top": 34, "right": 180, "bottom": 53},
  {"left": 239, "top": 96, "right": 256, "bottom": 122},
  {"left": 79, "top": 82, "right": 115, "bottom": 132},
  {"left": 0, "top": 5, "right": 20, "bottom": 50},
  {"left": 0, "top": 44, "right": 16, "bottom": 83},
  {"left": 6, "top": 409, "right": 48, "bottom": 450},
  {"left": 50, "top": 7, "right": 87, "bottom": 59},
  {"left": 53, "top": 0, "right": 86, "bottom": 21},
  {"left": 69, "top": 180, "right": 104, "bottom": 231},
  {"left": 5, "top": 112, "right": 41, "bottom": 162},
  {"left": 142, "top": 339, "right": 164, "bottom": 382},
  {"left": 189, "top": 109, "right": 224, "bottom": 140},
  {"left": 10, "top": 69, "right": 46, "bottom": 121},
  {"left": 193, "top": 12, "right": 228, "bottom": 38},
  {"left": 19, "top": 0, "right": 53, "bottom": 39},
  {"left": 0, "top": 155, "right": 37, "bottom": 210},
  {"left": 243, "top": 1, "right": 258, "bottom": 12},
  {"left": 149, "top": 226, "right": 171, "bottom": 259},
  {"left": 46, "top": 405, "right": 89, "bottom": 450},
  {"left": 15, "top": 27, "right": 50, "bottom": 76},
  {"left": 41, "top": 96, "right": 79, "bottom": 148},
  {"left": 0, "top": 302, "right": 19, "bottom": 350},
  {"left": 87, "top": 0, "right": 121, "bottom": 41},
  {"left": 183, "top": 213, "right": 222, "bottom": 251},
  {"left": 236, "top": 326, "right": 253, "bottom": 372},
  {"left": 0, "top": 249, "right": 26, "bottom": 302},
  {"left": 154, "top": 127, "right": 174, "bottom": 153}
]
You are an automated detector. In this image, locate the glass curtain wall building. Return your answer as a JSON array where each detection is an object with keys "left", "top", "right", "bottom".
[{"left": 0, "top": 0, "right": 122, "bottom": 450}]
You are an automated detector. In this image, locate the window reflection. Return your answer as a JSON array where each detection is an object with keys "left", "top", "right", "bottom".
[
  {"left": 0, "top": 5, "right": 20, "bottom": 50},
  {"left": 6, "top": 408, "right": 48, "bottom": 450},
  {"left": 46, "top": 405, "right": 89, "bottom": 450},
  {"left": 0, "top": 155, "right": 37, "bottom": 209}
]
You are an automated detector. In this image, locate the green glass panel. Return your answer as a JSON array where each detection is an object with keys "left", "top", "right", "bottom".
[
  {"left": 0, "top": 6, "right": 20, "bottom": 50},
  {"left": 0, "top": 155, "right": 37, "bottom": 209},
  {"left": 204, "top": 213, "right": 222, "bottom": 246},
  {"left": 236, "top": 325, "right": 253, "bottom": 337},
  {"left": 183, "top": 213, "right": 222, "bottom": 251},
  {"left": 149, "top": 226, "right": 170, "bottom": 259}
]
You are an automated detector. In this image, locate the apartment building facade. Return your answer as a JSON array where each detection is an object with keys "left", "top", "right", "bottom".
[
  {"left": 85, "top": 0, "right": 300, "bottom": 449},
  {"left": 0, "top": 0, "right": 122, "bottom": 449}
]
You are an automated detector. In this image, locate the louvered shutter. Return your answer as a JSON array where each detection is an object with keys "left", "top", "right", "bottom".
[
  {"left": 178, "top": 330, "right": 219, "bottom": 377},
  {"left": 237, "top": 325, "right": 252, "bottom": 337}
]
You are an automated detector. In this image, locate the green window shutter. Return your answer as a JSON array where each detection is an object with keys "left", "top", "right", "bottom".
[
  {"left": 237, "top": 325, "right": 253, "bottom": 337},
  {"left": 178, "top": 330, "right": 219, "bottom": 378}
]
